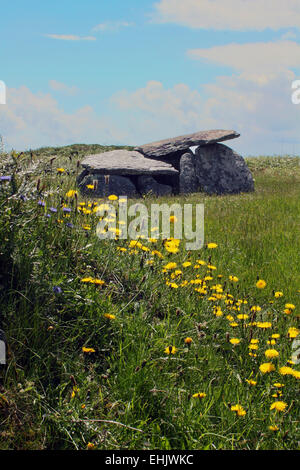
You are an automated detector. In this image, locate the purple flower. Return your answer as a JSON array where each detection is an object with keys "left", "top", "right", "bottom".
[
  {"left": 38, "top": 200, "right": 45, "bottom": 207},
  {"left": 66, "top": 222, "right": 74, "bottom": 228},
  {"left": 53, "top": 286, "right": 62, "bottom": 294},
  {"left": 62, "top": 207, "right": 71, "bottom": 213},
  {"left": 0, "top": 176, "right": 12, "bottom": 181},
  {"left": 45, "top": 214, "right": 51, "bottom": 218},
  {"left": 49, "top": 207, "right": 57, "bottom": 213}
]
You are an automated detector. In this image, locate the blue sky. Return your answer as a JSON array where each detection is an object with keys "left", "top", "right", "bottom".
[{"left": 1, "top": 0, "right": 300, "bottom": 154}]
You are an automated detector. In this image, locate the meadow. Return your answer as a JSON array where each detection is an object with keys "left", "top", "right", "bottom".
[{"left": 0, "top": 145, "right": 299, "bottom": 450}]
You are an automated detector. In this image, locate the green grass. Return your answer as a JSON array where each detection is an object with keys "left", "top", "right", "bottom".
[{"left": 0, "top": 146, "right": 299, "bottom": 450}]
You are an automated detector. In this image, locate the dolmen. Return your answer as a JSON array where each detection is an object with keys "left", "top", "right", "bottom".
[{"left": 77, "top": 130, "right": 254, "bottom": 197}]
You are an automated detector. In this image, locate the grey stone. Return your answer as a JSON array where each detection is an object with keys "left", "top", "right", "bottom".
[
  {"left": 179, "top": 152, "right": 198, "bottom": 194},
  {"left": 137, "top": 175, "right": 173, "bottom": 197},
  {"left": 194, "top": 143, "right": 254, "bottom": 195},
  {"left": 79, "top": 174, "right": 138, "bottom": 198},
  {"left": 135, "top": 129, "right": 240, "bottom": 158},
  {"left": 80, "top": 149, "right": 178, "bottom": 175}
]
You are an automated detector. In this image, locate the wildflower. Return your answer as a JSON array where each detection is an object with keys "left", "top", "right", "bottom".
[
  {"left": 82, "top": 224, "right": 91, "bottom": 231},
  {"left": 66, "top": 222, "right": 74, "bottom": 228},
  {"left": 49, "top": 207, "right": 57, "bottom": 213},
  {"left": 259, "top": 363, "right": 275, "bottom": 374},
  {"left": 82, "top": 347, "right": 95, "bottom": 354},
  {"left": 279, "top": 366, "right": 294, "bottom": 376},
  {"left": 285, "top": 303, "right": 295, "bottom": 310},
  {"left": 231, "top": 404, "right": 246, "bottom": 416},
  {"left": 246, "top": 379, "right": 257, "bottom": 386},
  {"left": 104, "top": 314, "right": 115, "bottom": 320},
  {"left": 184, "top": 337, "right": 193, "bottom": 345},
  {"left": 182, "top": 261, "right": 192, "bottom": 268},
  {"left": 273, "top": 383, "right": 284, "bottom": 388},
  {"left": 38, "top": 200, "right": 45, "bottom": 207},
  {"left": 169, "top": 215, "right": 177, "bottom": 223},
  {"left": 230, "top": 338, "right": 241, "bottom": 345},
  {"left": 256, "top": 321, "right": 272, "bottom": 329},
  {"left": 207, "top": 243, "right": 218, "bottom": 249},
  {"left": 249, "top": 344, "right": 258, "bottom": 350},
  {"left": 288, "top": 327, "right": 299, "bottom": 339},
  {"left": 71, "top": 386, "right": 80, "bottom": 398},
  {"left": 229, "top": 275, "right": 239, "bottom": 282},
  {"left": 62, "top": 207, "right": 71, "bottom": 213},
  {"left": 57, "top": 168, "right": 65, "bottom": 173},
  {"left": 237, "top": 314, "right": 249, "bottom": 320},
  {"left": 264, "top": 349, "right": 279, "bottom": 359},
  {"left": 164, "top": 345, "right": 177, "bottom": 355},
  {"left": 87, "top": 442, "right": 95, "bottom": 450},
  {"left": 81, "top": 277, "right": 94, "bottom": 283},
  {"left": 92, "top": 279, "right": 105, "bottom": 285},
  {"left": 192, "top": 392, "right": 206, "bottom": 399},
  {"left": 86, "top": 184, "right": 95, "bottom": 190},
  {"left": 256, "top": 279, "right": 266, "bottom": 289},
  {"left": 292, "top": 370, "right": 300, "bottom": 379},
  {"left": 163, "top": 262, "right": 177, "bottom": 270},
  {"left": 108, "top": 194, "right": 118, "bottom": 201},
  {"left": 66, "top": 190, "right": 77, "bottom": 198},
  {"left": 274, "top": 291, "right": 283, "bottom": 298},
  {"left": 271, "top": 334, "right": 280, "bottom": 339},
  {"left": 270, "top": 401, "right": 288, "bottom": 412},
  {"left": 52, "top": 286, "right": 62, "bottom": 294},
  {"left": 268, "top": 425, "right": 279, "bottom": 431},
  {"left": 251, "top": 306, "right": 262, "bottom": 313}
]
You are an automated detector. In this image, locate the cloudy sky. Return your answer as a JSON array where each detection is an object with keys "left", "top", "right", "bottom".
[{"left": 0, "top": 0, "right": 300, "bottom": 155}]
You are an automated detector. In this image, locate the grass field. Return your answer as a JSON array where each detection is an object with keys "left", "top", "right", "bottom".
[{"left": 0, "top": 146, "right": 299, "bottom": 450}]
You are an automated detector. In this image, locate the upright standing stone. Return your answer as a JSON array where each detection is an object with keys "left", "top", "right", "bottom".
[
  {"left": 179, "top": 153, "right": 198, "bottom": 194},
  {"left": 194, "top": 143, "right": 254, "bottom": 195}
]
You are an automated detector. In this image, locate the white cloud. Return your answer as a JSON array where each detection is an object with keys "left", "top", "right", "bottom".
[
  {"left": 45, "top": 34, "right": 96, "bottom": 41},
  {"left": 0, "top": 86, "right": 124, "bottom": 151},
  {"left": 188, "top": 40, "right": 300, "bottom": 81},
  {"left": 92, "top": 21, "right": 134, "bottom": 32},
  {"left": 153, "top": 0, "right": 300, "bottom": 31},
  {"left": 111, "top": 72, "right": 300, "bottom": 155},
  {"left": 49, "top": 80, "right": 79, "bottom": 96}
]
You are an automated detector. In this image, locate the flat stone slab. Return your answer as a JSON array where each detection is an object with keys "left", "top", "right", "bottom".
[
  {"left": 80, "top": 150, "right": 178, "bottom": 175},
  {"left": 135, "top": 130, "right": 240, "bottom": 158}
]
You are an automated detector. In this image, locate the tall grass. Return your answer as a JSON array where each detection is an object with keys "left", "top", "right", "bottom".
[{"left": 0, "top": 147, "right": 299, "bottom": 450}]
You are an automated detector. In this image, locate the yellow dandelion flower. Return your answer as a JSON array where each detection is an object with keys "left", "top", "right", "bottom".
[
  {"left": 231, "top": 404, "right": 246, "bottom": 416},
  {"left": 65, "top": 190, "right": 78, "bottom": 198},
  {"left": 264, "top": 349, "right": 279, "bottom": 359},
  {"left": 87, "top": 442, "right": 95, "bottom": 450},
  {"left": 268, "top": 425, "right": 279, "bottom": 431},
  {"left": 184, "top": 337, "right": 193, "bottom": 345},
  {"left": 288, "top": 327, "right": 299, "bottom": 339},
  {"left": 274, "top": 291, "right": 283, "bottom": 298},
  {"left": 207, "top": 243, "right": 218, "bottom": 249},
  {"left": 169, "top": 215, "right": 177, "bottom": 223},
  {"left": 278, "top": 366, "right": 294, "bottom": 376},
  {"left": 164, "top": 262, "right": 177, "bottom": 270},
  {"left": 285, "top": 303, "right": 295, "bottom": 310},
  {"left": 164, "top": 345, "right": 177, "bottom": 355},
  {"left": 256, "top": 321, "right": 272, "bottom": 329},
  {"left": 182, "top": 261, "right": 192, "bottom": 268},
  {"left": 229, "top": 275, "right": 239, "bottom": 282},
  {"left": 259, "top": 363, "right": 275, "bottom": 374},
  {"left": 230, "top": 338, "right": 241, "bottom": 345},
  {"left": 82, "top": 347, "right": 95, "bottom": 354},
  {"left": 192, "top": 392, "right": 206, "bottom": 399},
  {"left": 108, "top": 194, "right": 118, "bottom": 201},
  {"left": 251, "top": 306, "right": 262, "bottom": 313},
  {"left": 57, "top": 168, "right": 65, "bottom": 173},
  {"left": 256, "top": 279, "right": 266, "bottom": 289},
  {"left": 104, "top": 314, "right": 115, "bottom": 320},
  {"left": 246, "top": 379, "right": 257, "bottom": 386},
  {"left": 270, "top": 401, "right": 287, "bottom": 412}
]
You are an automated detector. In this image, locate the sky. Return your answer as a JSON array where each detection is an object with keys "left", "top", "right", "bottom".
[{"left": 0, "top": 0, "right": 300, "bottom": 155}]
